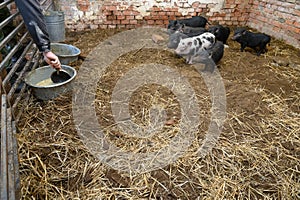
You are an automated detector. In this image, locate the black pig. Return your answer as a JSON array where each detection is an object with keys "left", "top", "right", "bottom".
[
  {"left": 167, "top": 16, "right": 209, "bottom": 34},
  {"left": 208, "top": 25, "right": 230, "bottom": 44},
  {"left": 232, "top": 28, "right": 271, "bottom": 56},
  {"left": 192, "top": 41, "right": 224, "bottom": 71},
  {"left": 177, "top": 24, "right": 207, "bottom": 37}
]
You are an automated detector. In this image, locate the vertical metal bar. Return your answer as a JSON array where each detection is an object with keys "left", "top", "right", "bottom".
[
  {"left": 15, "top": 92, "right": 30, "bottom": 124},
  {"left": 0, "top": 27, "right": 29, "bottom": 70},
  {"left": 7, "top": 108, "right": 16, "bottom": 200},
  {"left": 2, "top": 41, "right": 34, "bottom": 86},
  {"left": 7, "top": 48, "right": 38, "bottom": 103},
  {"left": 12, "top": 121, "right": 20, "bottom": 200},
  {"left": 0, "top": 94, "right": 8, "bottom": 200}
]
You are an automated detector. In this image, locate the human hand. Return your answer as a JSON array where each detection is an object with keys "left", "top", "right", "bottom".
[{"left": 43, "top": 51, "right": 61, "bottom": 70}]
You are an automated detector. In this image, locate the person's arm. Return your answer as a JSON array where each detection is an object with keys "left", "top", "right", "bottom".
[{"left": 14, "top": 0, "right": 61, "bottom": 69}]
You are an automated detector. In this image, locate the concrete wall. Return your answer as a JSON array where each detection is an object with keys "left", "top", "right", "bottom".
[{"left": 56, "top": 0, "right": 299, "bottom": 49}]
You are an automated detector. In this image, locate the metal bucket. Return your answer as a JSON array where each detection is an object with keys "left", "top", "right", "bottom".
[
  {"left": 24, "top": 65, "right": 76, "bottom": 100},
  {"left": 44, "top": 11, "right": 65, "bottom": 42},
  {"left": 51, "top": 43, "right": 81, "bottom": 65}
]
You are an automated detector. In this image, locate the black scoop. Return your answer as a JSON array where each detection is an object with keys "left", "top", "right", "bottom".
[{"left": 50, "top": 69, "right": 71, "bottom": 83}]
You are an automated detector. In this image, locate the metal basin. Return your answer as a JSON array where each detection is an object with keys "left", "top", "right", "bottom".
[
  {"left": 51, "top": 43, "right": 81, "bottom": 64},
  {"left": 24, "top": 65, "right": 76, "bottom": 100}
]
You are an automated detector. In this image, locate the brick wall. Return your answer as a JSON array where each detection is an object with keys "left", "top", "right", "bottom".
[
  {"left": 248, "top": 0, "right": 300, "bottom": 49},
  {"left": 56, "top": 0, "right": 300, "bottom": 49},
  {"left": 58, "top": 0, "right": 251, "bottom": 30}
]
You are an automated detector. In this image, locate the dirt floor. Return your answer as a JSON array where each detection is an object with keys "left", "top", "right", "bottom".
[{"left": 17, "top": 28, "right": 299, "bottom": 199}]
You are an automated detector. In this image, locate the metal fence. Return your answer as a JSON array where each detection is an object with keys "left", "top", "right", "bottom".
[{"left": 0, "top": 0, "right": 53, "bottom": 199}]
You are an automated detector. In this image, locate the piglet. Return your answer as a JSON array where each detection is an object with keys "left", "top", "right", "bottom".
[
  {"left": 208, "top": 25, "right": 230, "bottom": 44},
  {"left": 192, "top": 41, "right": 224, "bottom": 72},
  {"left": 177, "top": 24, "right": 207, "bottom": 37},
  {"left": 175, "top": 32, "right": 216, "bottom": 64},
  {"left": 167, "top": 31, "right": 189, "bottom": 49},
  {"left": 168, "top": 16, "right": 209, "bottom": 34},
  {"left": 232, "top": 28, "right": 271, "bottom": 56}
]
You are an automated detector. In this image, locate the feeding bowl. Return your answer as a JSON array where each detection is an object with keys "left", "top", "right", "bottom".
[
  {"left": 24, "top": 65, "right": 76, "bottom": 100},
  {"left": 51, "top": 43, "right": 81, "bottom": 64}
]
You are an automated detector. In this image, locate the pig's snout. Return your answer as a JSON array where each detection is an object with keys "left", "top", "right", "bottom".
[{"left": 231, "top": 35, "right": 238, "bottom": 41}]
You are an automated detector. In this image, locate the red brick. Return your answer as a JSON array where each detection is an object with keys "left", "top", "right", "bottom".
[
  {"left": 158, "top": 11, "right": 166, "bottom": 15},
  {"left": 117, "top": 15, "right": 125, "bottom": 20},
  {"left": 272, "top": 26, "right": 281, "bottom": 32},
  {"left": 104, "top": 21, "right": 113, "bottom": 25},
  {"left": 130, "top": 19, "right": 138, "bottom": 25},
  {"left": 226, "top": 21, "right": 233, "bottom": 25},
  {"left": 121, "top": 20, "right": 129, "bottom": 24},
  {"left": 107, "top": 15, "right": 116, "bottom": 20},
  {"left": 160, "top": 15, "right": 169, "bottom": 20},
  {"left": 113, "top": 11, "right": 122, "bottom": 15},
  {"left": 175, "top": 12, "right": 182, "bottom": 16},
  {"left": 286, "top": 19, "right": 295, "bottom": 26},
  {"left": 151, "top": 15, "right": 160, "bottom": 20},
  {"left": 112, "top": 20, "right": 120, "bottom": 24},
  {"left": 147, "top": 20, "right": 155, "bottom": 25},
  {"left": 226, "top": 0, "right": 235, "bottom": 4},
  {"left": 123, "top": 11, "right": 134, "bottom": 15},
  {"left": 231, "top": 16, "right": 238, "bottom": 21},
  {"left": 155, "top": 20, "right": 164, "bottom": 25},
  {"left": 169, "top": 16, "right": 176, "bottom": 20},
  {"left": 294, "top": 21, "right": 300, "bottom": 28},
  {"left": 166, "top": 11, "right": 175, "bottom": 16},
  {"left": 107, "top": 5, "right": 117, "bottom": 11},
  {"left": 102, "top": 10, "right": 112, "bottom": 16},
  {"left": 238, "top": 16, "right": 247, "bottom": 22},
  {"left": 294, "top": 9, "right": 300, "bottom": 17},
  {"left": 126, "top": 15, "right": 134, "bottom": 20}
]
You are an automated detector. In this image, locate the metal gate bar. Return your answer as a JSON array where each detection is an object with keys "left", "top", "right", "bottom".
[
  {"left": 0, "top": 94, "right": 8, "bottom": 200},
  {"left": 0, "top": 0, "right": 54, "bottom": 199}
]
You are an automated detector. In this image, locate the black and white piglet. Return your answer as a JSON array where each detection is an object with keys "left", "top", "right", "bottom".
[
  {"left": 175, "top": 32, "right": 216, "bottom": 64},
  {"left": 232, "top": 28, "right": 271, "bottom": 56}
]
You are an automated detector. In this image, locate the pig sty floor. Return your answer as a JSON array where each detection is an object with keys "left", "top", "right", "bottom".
[{"left": 17, "top": 28, "right": 300, "bottom": 199}]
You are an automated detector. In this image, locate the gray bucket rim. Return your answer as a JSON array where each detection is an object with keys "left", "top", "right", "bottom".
[
  {"left": 51, "top": 43, "right": 81, "bottom": 57},
  {"left": 44, "top": 10, "right": 64, "bottom": 17},
  {"left": 24, "top": 65, "right": 77, "bottom": 88}
]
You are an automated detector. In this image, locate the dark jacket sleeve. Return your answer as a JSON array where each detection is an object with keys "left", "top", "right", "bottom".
[{"left": 14, "top": 0, "right": 51, "bottom": 52}]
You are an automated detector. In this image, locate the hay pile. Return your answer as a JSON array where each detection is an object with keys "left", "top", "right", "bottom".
[{"left": 17, "top": 29, "right": 299, "bottom": 199}]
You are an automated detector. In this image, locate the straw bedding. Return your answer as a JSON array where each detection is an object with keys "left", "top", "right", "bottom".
[{"left": 17, "top": 28, "right": 299, "bottom": 199}]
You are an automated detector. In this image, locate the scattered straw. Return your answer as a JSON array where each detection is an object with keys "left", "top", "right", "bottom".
[{"left": 16, "top": 29, "right": 300, "bottom": 199}]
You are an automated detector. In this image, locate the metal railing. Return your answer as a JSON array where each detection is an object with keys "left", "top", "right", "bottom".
[{"left": 0, "top": 0, "right": 53, "bottom": 199}]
